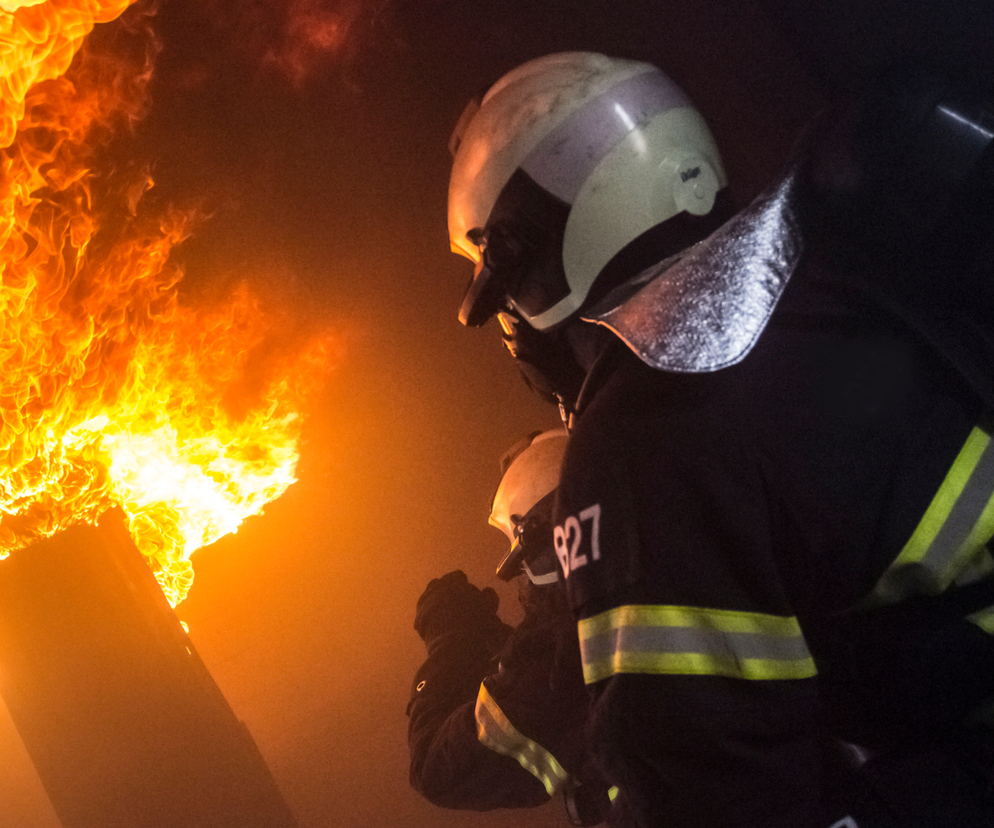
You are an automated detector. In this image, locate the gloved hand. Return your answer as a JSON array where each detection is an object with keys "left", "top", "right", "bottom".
[{"left": 414, "top": 570, "right": 506, "bottom": 652}]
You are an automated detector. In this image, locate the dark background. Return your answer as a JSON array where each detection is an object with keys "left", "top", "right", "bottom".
[{"left": 0, "top": 1, "right": 990, "bottom": 826}]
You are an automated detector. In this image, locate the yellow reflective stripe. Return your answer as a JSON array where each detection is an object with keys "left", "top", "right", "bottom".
[
  {"left": 969, "top": 606, "right": 994, "bottom": 635},
  {"left": 608, "top": 786, "right": 619, "bottom": 802},
  {"left": 957, "top": 500, "right": 994, "bottom": 581},
  {"left": 474, "top": 682, "right": 570, "bottom": 796},
  {"left": 900, "top": 427, "right": 987, "bottom": 559},
  {"left": 578, "top": 605, "right": 816, "bottom": 685},
  {"left": 954, "top": 544, "right": 994, "bottom": 588},
  {"left": 872, "top": 426, "right": 994, "bottom": 603}
]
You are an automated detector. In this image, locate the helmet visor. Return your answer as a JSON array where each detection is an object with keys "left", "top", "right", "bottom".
[
  {"left": 458, "top": 239, "right": 510, "bottom": 327},
  {"left": 458, "top": 169, "right": 571, "bottom": 327}
]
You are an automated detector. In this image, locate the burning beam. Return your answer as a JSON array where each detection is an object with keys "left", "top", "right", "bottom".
[{"left": 0, "top": 509, "right": 300, "bottom": 828}]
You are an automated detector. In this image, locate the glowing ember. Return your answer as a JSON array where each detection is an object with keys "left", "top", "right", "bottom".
[{"left": 0, "top": 1, "right": 336, "bottom": 604}]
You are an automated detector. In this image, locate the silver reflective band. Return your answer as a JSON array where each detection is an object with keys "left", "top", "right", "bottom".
[
  {"left": 936, "top": 104, "right": 994, "bottom": 141},
  {"left": 578, "top": 604, "right": 817, "bottom": 685},
  {"left": 475, "top": 682, "right": 571, "bottom": 796},
  {"left": 587, "top": 165, "right": 803, "bottom": 373},
  {"left": 521, "top": 71, "right": 690, "bottom": 205},
  {"left": 523, "top": 559, "right": 560, "bottom": 586},
  {"left": 871, "top": 424, "right": 994, "bottom": 604}
]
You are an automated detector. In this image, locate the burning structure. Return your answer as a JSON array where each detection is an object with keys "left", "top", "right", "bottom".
[{"left": 0, "top": 1, "right": 333, "bottom": 824}]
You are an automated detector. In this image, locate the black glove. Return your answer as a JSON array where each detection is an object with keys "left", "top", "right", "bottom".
[
  {"left": 414, "top": 570, "right": 505, "bottom": 652},
  {"left": 809, "top": 575, "right": 994, "bottom": 742}
]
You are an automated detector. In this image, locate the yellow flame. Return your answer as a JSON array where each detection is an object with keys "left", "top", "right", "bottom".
[{"left": 0, "top": 1, "right": 336, "bottom": 604}]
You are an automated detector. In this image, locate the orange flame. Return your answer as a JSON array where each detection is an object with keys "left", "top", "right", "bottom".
[
  {"left": 0, "top": 0, "right": 134, "bottom": 148},
  {"left": 0, "top": 1, "right": 337, "bottom": 604}
]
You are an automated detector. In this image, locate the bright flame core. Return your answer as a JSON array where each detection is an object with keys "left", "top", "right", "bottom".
[{"left": 0, "top": 1, "right": 335, "bottom": 604}]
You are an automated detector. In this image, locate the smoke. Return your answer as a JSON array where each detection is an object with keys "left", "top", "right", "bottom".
[
  {"left": 264, "top": 0, "right": 361, "bottom": 87},
  {"left": 198, "top": 0, "right": 395, "bottom": 88}
]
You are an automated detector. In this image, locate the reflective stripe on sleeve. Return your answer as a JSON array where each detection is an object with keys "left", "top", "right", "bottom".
[
  {"left": 474, "top": 682, "right": 570, "bottom": 796},
  {"left": 578, "top": 604, "right": 817, "bottom": 685},
  {"left": 872, "top": 425, "right": 994, "bottom": 603},
  {"left": 968, "top": 606, "right": 994, "bottom": 635}
]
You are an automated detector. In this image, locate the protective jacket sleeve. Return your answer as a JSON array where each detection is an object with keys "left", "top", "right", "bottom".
[{"left": 407, "top": 572, "right": 594, "bottom": 813}]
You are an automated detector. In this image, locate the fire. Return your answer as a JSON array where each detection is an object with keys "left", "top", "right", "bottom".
[
  {"left": 0, "top": 1, "right": 336, "bottom": 604},
  {"left": 0, "top": 0, "right": 134, "bottom": 147}
]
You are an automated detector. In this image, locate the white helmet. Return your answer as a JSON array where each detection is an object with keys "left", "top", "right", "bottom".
[
  {"left": 449, "top": 51, "right": 727, "bottom": 330},
  {"left": 489, "top": 428, "right": 567, "bottom": 584}
]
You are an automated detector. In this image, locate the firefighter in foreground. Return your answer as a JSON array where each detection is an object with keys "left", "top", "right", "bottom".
[
  {"left": 408, "top": 428, "right": 612, "bottom": 825},
  {"left": 445, "top": 51, "right": 994, "bottom": 826}
]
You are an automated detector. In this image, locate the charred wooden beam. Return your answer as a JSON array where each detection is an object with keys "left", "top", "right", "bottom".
[{"left": 0, "top": 511, "right": 299, "bottom": 828}]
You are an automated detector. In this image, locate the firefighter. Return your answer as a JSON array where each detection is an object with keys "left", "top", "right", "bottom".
[
  {"left": 444, "top": 51, "right": 994, "bottom": 826},
  {"left": 408, "top": 428, "right": 613, "bottom": 826}
]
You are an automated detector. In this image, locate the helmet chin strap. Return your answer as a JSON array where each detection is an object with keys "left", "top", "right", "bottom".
[
  {"left": 497, "top": 309, "right": 587, "bottom": 417},
  {"left": 557, "top": 321, "right": 618, "bottom": 430}
]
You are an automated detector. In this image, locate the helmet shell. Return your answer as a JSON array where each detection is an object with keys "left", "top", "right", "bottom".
[
  {"left": 449, "top": 52, "right": 727, "bottom": 330},
  {"left": 489, "top": 429, "right": 567, "bottom": 544}
]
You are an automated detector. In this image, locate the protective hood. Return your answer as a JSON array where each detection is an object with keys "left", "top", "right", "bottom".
[{"left": 583, "top": 165, "right": 804, "bottom": 372}]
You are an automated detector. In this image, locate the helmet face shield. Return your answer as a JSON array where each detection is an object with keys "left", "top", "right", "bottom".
[
  {"left": 494, "top": 490, "right": 558, "bottom": 583},
  {"left": 457, "top": 169, "right": 571, "bottom": 327},
  {"left": 458, "top": 237, "right": 506, "bottom": 327},
  {"left": 490, "top": 429, "right": 568, "bottom": 583}
]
